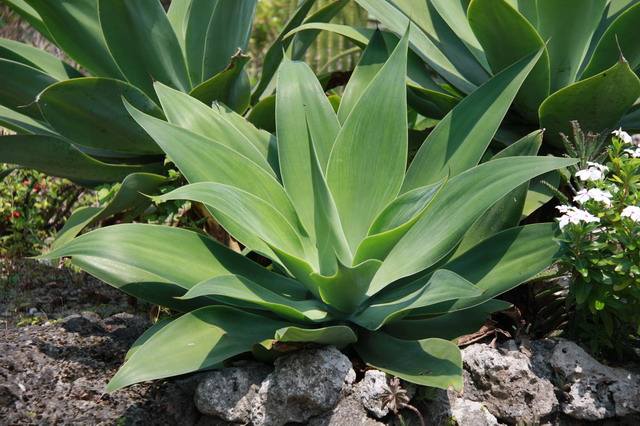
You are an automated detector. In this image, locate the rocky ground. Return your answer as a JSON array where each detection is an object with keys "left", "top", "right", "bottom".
[{"left": 1, "top": 259, "right": 640, "bottom": 425}]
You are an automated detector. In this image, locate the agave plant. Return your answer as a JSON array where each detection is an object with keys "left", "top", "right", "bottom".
[
  {"left": 44, "top": 30, "right": 575, "bottom": 392},
  {"left": 292, "top": 0, "right": 640, "bottom": 146}
]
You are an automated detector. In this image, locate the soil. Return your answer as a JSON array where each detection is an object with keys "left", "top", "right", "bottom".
[{"left": 0, "top": 259, "right": 207, "bottom": 425}]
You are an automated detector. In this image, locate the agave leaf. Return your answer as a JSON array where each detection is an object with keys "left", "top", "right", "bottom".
[
  {"left": 0, "top": 39, "right": 81, "bottom": 80},
  {"left": 539, "top": 59, "right": 640, "bottom": 146},
  {"left": 533, "top": 0, "right": 607, "bottom": 90},
  {"left": 273, "top": 325, "right": 357, "bottom": 347},
  {"left": 338, "top": 30, "right": 388, "bottom": 124},
  {"left": 621, "top": 104, "right": 640, "bottom": 130},
  {"left": 467, "top": 0, "right": 550, "bottom": 122},
  {"left": 353, "top": 180, "right": 445, "bottom": 264},
  {"left": 2, "top": 0, "right": 53, "bottom": 40},
  {"left": 125, "top": 317, "right": 173, "bottom": 361},
  {"left": 371, "top": 156, "right": 576, "bottom": 294},
  {"left": 26, "top": 0, "right": 123, "bottom": 78},
  {"left": 276, "top": 57, "right": 340, "bottom": 242},
  {"left": 356, "top": 332, "right": 463, "bottom": 391},
  {"left": 0, "top": 104, "right": 57, "bottom": 136},
  {"left": 523, "top": 170, "right": 561, "bottom": 217},
  {"left": 98, "top": 0, "right": 191, "bottom": 97},
  {"left": 107, "top": 306, "right": 291, "bottom": 392},
  {"left": 384, "top": 299, "right": 511, "bottom": 340},
  {"left": 0, "top": 135, "right": 161, "bottom": 185},
  {"left": 418, "top": 223, "right": 561, "bottom": 316},
  {"left": 288, "top": 0, "right": 350, "bottom": 61},
  {"left": 326, "top": 29, "right": 408, "bottom": 252},
  {"left": 582, "top": 2, "right": 640, "bottom": 78},
  {"left": 429, "top": 0, "right": 489, "bottom": 70},
  {"left": 178, "top": 274, "right": 329, "bottom": 322},
  {"left": 41, "top": 223, "right": 307, "bottom": 308},
  {"left": 0, "top": 59, "right": 57, "bottom": 119},
  {"left": 184, "top": 0, "right": 255, "bottom": 85},
  {"left": 38, "top": 78, "right": 164, "bottom": 155},
  {"left": 402, "top": 49, "right": 543, "bottom": 191},
  {"left": 189, "top": 53, "right": 250, "bottom": 113},
  {"left": 155, "top": 183, "right": 308, "bottom": 260},
  {"left": 247, "top": 95, "right": 276, "bottom": 133},
  {"left": 354, "top": 0, "right": 481, "bottom": 93},
  {"left": 52, "top": 173, "right": 167, "bottom": 248},
  {"left": 166, "top": 0, "right": 192, "bottom": 51},
  {"left": 353, "top": 269, "right": 482, "bottom": 330},
  {"left": 454, "top": 129, "right": 543, "bottom": 255},
  {"left": 251, "top": 0, "right": 317, "bottom": 102},
  {"left": 153, "top": 83, "right": 273, "bottom": 175}
]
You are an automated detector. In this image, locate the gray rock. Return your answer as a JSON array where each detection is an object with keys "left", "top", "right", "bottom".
[
  {"left": 250, "top": 346, "right": 355, "bottom": 426},
  {"left": 194, "top": 362, "right": 271, "bottom": 423},
  {"left": 309, "top": 392, "right": 384, "bottom": 426},
  {"left": 358, "top": 370, "right": 391, "bottom": 418},
  {"left": 425, "top": 389, "right": 502, "bottom": 426},
  {"left": 461, "top": 342, "right": 558, "bottom": 423},
  {"left": 550, "top": 340, "right": 640, "bottom": 420},
  {"left": 60, "top": 312, "right": 105, "bottom": 335}
]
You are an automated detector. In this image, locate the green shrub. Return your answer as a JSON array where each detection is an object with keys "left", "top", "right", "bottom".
[
  {"left": 44, "top": 31, "right": 575, "bottom": 392},
  {"left": 556, "top": 127, "right": 640, "bottom": 355},
  {"left": 302, "top": 0, "right": 640, "bottom": 147}
]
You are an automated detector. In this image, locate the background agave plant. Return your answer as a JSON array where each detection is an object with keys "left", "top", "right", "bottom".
[
  {"left": 44, "top": 30, "right": 575, "bottom": 391},
  {"left": 292, "top": 0, "right": 640, "bottom": 147}
]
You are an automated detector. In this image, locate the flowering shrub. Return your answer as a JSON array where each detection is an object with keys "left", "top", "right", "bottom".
[{"left": 556, "top": 128, "right": 640, "bottom": 355}]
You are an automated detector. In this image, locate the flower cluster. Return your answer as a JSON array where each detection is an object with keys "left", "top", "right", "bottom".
[{"left": 556, "top": 128, "right": 640, "bottom": 355}]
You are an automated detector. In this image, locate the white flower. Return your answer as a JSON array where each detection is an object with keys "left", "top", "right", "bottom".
[
  {"left": 632, "top": 134, "right": 640, "bottom": 147},
  {"left": 576, "top": 163, "right": 608, "bottom": 181},
  {"left": 624, "top": 147, "right": 640, "bottom": 158},
  {"left": 612, "top": 128, "right": 633, "bottom": 144},
  {"left": 621, "top": 206, "right": 640, "bottom": 222},
  {"left": 556, "top": 206, "right": 601, "bottom": 229},
  {"left": 573, "top": 188, "right": 613, "bottom": 207}
]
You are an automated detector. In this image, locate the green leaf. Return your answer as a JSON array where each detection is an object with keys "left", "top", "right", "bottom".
[
  {"left": 42, "top": 223, "right": 307, "bottom": 308},
  {"left": 385, "top": 299, "right": 511, "bottom": 341},
  {"left": 107, "top": 306, "right": 290, "bottom": 392},
  {"left": 155, "top": 183, "right": 308, "bottom": 261},
  {"left": 26, "top": 0, "right": 123, "bottom": 78},
  {"left": 353, "top": 180, "right": 445, "bottom": 264},
  {"left": 247, "top": 95, "right": 276, "bottom": 133},
  {"left": 582, "top": 3, "right": 640, "bottom": 78},
  {"left": 0, "top": 39, "right": 81, "bottom": 80},
  {"left": 354, "top": 0, "right": 482, "bottom": 94},
  {"left": 98, "top": 0, "right": 191, "bottom": 97},
  {"left": 523, "top": 170, "right": 561, "bottom": 217},
  {"left": 419, "top": 223, "right": 561, "bottom": 315},
  {"left": 534, "top": 0, "right": 607, "bottom": 90},
  {"left": 178, "top": 274, "right": 329, "bottom": 322},
  {"left": 326, "top": 29, "right": 408, "bottom": 252},
  {"left": 454, "top": 130, "right": 543, "bottom": 254},
  {"left": 251, "top": 0, "right": 317, "bottom": 103},
  {"left": 125, "top": 317, "right": 173, "bottom": 361},
  {"left": 338, "top": 30, "right": 388, "bottom": 124},
  {"left": 0, "top": 135, "right": 161, "bottom": 185},
  {"left": 539, "top": 59, "right": 640, "bottom": 146},
  {"left": 355, "top": 332, "right": 463, "bottom": 391},
  {"left": 153, "top": 82, "right": 273, "bottom": 176},
  {"left": 166, "top": 0, "right": 192, "bottom": 52},
  {"left": 371, "top": 156, "right": 576, "bottom": 294},
  {"left": 353, "top": 269, "right": 482, "bottom": 330},
  {"left": 0, "top": 59, "right": 57, "bottom": 119},
  {"left": 190, "top": 52, "right": 250, "bottom": 114},
  {"left": 273, "top": 325, "right": 357, "bottom": 348},
  {"left": 0, "top": 104, "right": 57, "bottom": 136},
  {"left": 275, "top": 57, "right": 340, "bottom": 242},
  {"left": 402, "top": 49, "right": 543, "bottom": 191},
  {"left": 2, "top": 0, "right": 53, "bottom": 40},
  {"left": 185, "top": 0, "right": 256, "bottom": 85},
  {"left": 52, "top": 173, "right": 167, "bottom": 248},
  {"left": 468, "top": 0, "right": 550, "bottom": 122},
  {"left": 38, "top": 78, "right": 164, "bottom": 155}
]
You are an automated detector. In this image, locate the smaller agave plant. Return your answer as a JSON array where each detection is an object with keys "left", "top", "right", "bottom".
[{"left": 44, "top": 30, "right": 575, "bottom": 392}]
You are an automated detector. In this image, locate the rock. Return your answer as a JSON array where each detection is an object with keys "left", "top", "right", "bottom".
[
  {"left": 60, "top": 312, "right": 105, "bottom": 335},
  {"left": 550, "top": 340, "right": 640, "bottom": 421},
  {"left": 309, "top": 393, "right": 384, "bottom": 426},
  {"left": 461, "top": 342, "right": 558, "bottom": 423},
  {"left": 194, "top": 362, "right": 271, "bottom": 423},
  {"left": 250, "top": 346, "right": 355, "bottom": 426},
  {"left": 425, "top": 389, "right": 502, "bottom": 426},
  {"left": 358, "top": 370, "right": 390, "bottom": 418}
]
